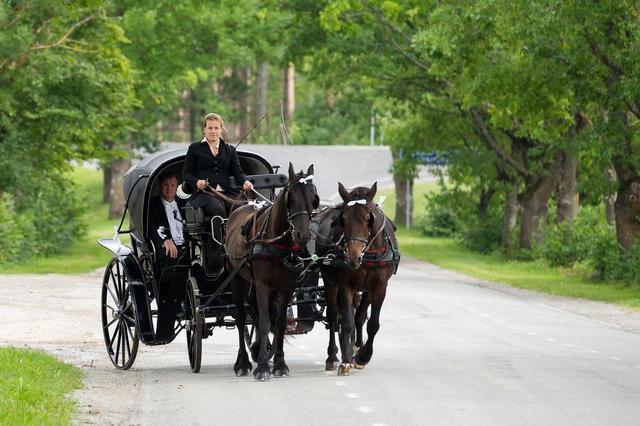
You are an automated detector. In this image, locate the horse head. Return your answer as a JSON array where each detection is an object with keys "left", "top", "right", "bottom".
[
  {"left": 337, "top": 181, "right": 377, "bottom": 269},
  {"left": 283, "top": 163, "right": 319, "bottom": 246}
]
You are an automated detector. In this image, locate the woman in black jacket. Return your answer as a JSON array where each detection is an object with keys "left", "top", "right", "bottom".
[{"left": 182, "top": 112, "right": 254, "bottom": 218}]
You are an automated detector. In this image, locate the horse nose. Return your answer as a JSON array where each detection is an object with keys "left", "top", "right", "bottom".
[
  {"left": 348, "top": 255, "right": 363, "bottom": 270},
  {"left": 295, "top": 230, "right": 309, "bottom": 245}
]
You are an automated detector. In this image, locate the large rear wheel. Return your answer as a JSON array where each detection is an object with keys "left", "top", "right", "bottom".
[
  {"left": 185, "top": 276, "right": 203, "bottom": 373},
  {"left": 101, "top": 258, "right": 139, "bottom": 370}
]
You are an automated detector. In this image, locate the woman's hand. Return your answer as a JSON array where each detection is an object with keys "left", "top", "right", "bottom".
[
  {"left": 196, "top": 179, "right": 207, "bottom": 190},
  {"left": 243, "top": 180, "right": 254, "bottom": 191}
]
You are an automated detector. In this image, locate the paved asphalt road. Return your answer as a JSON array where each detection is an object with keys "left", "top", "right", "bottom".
[
  {"left": 3, "top": 260, "right": 639, "bottom": 425},
  {"left": 123, "top": 261, "right": 640, "bottom": 426}
]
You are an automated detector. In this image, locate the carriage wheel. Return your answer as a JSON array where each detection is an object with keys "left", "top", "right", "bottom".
[
  {"left": 185, "top": 277, "right": 203, "bottom": 373},
  {"left": 101, "top": 258, "right": 139, "bottom": 370}
]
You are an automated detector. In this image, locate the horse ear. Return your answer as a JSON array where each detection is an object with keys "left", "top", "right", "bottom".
[
  {"left": 338, "top": 182, "right": 349, "bottom": 202},
  {"left": 306, "top": 164, "right": 314, "bottom": 177},
  {"left": 288, "top": 162, "right": 296, "bottom": 182},
  {"left": 367, "top": 181, "right": 378, "bottom": 202}
]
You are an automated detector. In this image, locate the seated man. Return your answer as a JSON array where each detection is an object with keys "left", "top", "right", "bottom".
[{"left": 148, "top": 172, "right": 186, "bottom": 268}]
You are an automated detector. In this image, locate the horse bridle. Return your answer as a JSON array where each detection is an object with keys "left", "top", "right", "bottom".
[
  {"left": 340, "top": 200, "right": 385, "bottom": 255},
  {"left": 274, "top": 174, "right": 317, "bottom": 242}
]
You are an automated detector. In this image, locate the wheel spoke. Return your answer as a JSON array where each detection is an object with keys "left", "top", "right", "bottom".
[
  {"left": 108, "top": 320, "right": 121, "bottom": 354},
  {"left": 123, "top": 321, "right": 131, "bottom": 361},
  {"left": 104, "top": 317, "right": 118, "bottom": 329},
  {"left": 103, "top": 302, "right": 116, "bottom": 313},
  {"left": 105, "top": 278, "right": 121, "bottom": 308},
  {"left": 114, "top": 320, "right": 123, "bottom": 364}
]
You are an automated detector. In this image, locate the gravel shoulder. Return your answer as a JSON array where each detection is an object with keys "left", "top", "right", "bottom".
[{"left": 1, "top": 259, "right": 639, "bottom": 424}]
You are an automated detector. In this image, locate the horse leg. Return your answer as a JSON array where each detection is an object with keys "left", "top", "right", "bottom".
[
  {"left": 353, "top": 287, "right": 386, "bottom": 369},
  {"left": 324, "top": 282, "right": 339, "bottom": 371},
  {"left": 272, "top": 292, "right": 290, "bottom": 377},
  {"left": 354, "top": 291, "right": 369, "bottom": 349},
  {"left": 337, "top": 285, "right": 355, "bottom": 376},
  {"left": 253, "top": 280, "right": 271, "bottom": 381},
  {"left": 232, "top": 281, "right": 252, "bottom": 376}
]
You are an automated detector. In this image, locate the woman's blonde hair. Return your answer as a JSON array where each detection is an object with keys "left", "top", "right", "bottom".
[{"left": 202, "top": 112, "right": 226, "bottom": 130}]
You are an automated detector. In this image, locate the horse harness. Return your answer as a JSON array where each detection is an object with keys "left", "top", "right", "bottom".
[
  {"left": 318, "top": 202, "right": 401, "bottom": 273},
  {"left": 242, "top": 176, "right": 317, "bottom": 273}
]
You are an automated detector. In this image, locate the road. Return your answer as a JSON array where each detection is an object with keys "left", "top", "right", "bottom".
[{"left": 1, "top": 260, "right": 640, "bottom": 425}]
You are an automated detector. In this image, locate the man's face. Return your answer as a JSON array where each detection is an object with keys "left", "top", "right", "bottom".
[{"left": 160, "top": 177, "right": 178, "bottom": 202}]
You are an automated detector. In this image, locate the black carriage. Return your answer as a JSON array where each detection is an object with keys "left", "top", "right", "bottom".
[{"left": 98, "top": 148, "right": 325, "bottom": 372}]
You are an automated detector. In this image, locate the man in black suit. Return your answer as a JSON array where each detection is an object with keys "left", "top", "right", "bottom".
[{"left": 148, "top": 173, "right": 186, "bottom": 265}]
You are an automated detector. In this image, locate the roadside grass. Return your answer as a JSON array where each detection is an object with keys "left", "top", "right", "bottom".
[
  {"left": 0, "top": 347, "right": 83, "bottom": 425},
  {"left": 397, "top": 229, "right": 640, "bottom": 310},
  {"left": 380, "top": 181, "right": 640, "bottom": 311},
  {"left": 0, "top": 168, "right": 121, "bottom": 274}
]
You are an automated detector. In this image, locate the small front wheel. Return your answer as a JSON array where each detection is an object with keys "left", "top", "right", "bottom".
[{"left": 185, "top": 277, "right": 203, "bottom": 373}]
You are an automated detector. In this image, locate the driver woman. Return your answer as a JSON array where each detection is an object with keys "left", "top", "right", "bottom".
[{"left": 182, "top": 112, "right": 254, "bottom": 218}]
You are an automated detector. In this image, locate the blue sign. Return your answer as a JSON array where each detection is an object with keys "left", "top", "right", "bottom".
[{"left": 412, "top": 151, "right": 448, "bottom": 165}]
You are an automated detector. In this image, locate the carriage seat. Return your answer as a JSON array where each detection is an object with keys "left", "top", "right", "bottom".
[{"left": 183, "top": 173, "right": 287, "bottom": 236}]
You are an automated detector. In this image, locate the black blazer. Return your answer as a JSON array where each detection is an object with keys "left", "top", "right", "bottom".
[
  {"left": 182, "top": 139, "right": 248, "bottom": 207},
  {"left": 148, "top": 196, "right": 186, "bottom": 252}
]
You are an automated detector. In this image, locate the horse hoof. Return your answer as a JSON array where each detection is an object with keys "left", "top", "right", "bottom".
[
  {"left": 353, "top": 362, "right": 365, "bottom": 370},
  {"left": 235, "top": 367, "right": 251, "bottom": 377},
  {"left": 325, "top": 361, "right": 338, "bottom": 371},
  {"left": 254, "top": 370, "right": 271, "bottom": 381},
  {"left": 338, "top": 363, "right": 352, "bottom": 376},
  {"left": 273, "top": 368, "right": 289, "bottom": 378}
]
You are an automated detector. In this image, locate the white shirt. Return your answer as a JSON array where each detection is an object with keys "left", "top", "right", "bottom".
[
  {"left": 200, "top": 137, "right": 219, "bottom": 148},
  {"left": 162, "top": 199, "right": 184, "bottom": 245}
]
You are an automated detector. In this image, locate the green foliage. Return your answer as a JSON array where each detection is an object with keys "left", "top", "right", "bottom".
[
  {"left": 397, "top": 228, "right": 640, "bottom": 310},
  {"left": 0, "top": 347, "right": 83, "bottom": 425},
  {"left": 536, "top": 204, "right": 640, "bottom": 286},
  {"left": 0, "top": 176, "right": 86, "bottom": 265},
  {"left": 418, "top": 184, "right": 469, "bottom": 237}
]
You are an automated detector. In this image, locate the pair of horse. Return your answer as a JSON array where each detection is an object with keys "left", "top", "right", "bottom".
[{"left": 224, "top": 163, "right": 399, "bottom": 380}]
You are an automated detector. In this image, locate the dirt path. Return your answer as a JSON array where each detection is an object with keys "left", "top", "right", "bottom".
[{"left": 1, "top": 261, "right": 639, "bottom": 424}]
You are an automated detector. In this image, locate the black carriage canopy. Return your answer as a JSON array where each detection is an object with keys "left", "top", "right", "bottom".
[{"left": 122, "top": 147, "right": 286, "bottom": 245}]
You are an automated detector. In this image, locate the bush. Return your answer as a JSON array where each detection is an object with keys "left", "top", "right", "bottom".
[
  {"left": 537, "top": 204, "right": 640, "bottom": 285},
  {"left": 459, "top": 213, "right": 503, "bottom": 254},
  {"left": 418, "top": 186, "right": 473, "bottom": 237},
  {"left": 0, "top": 176, "right": 86, "bottom": 265},
  {"left": 538, "top": 205, "right": 611, "bottom": 267}
]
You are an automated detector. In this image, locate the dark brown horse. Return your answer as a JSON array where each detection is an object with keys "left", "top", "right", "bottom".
[
  {"left": 316, "top": 182, "right": 400, "bottom": 375},
  {"left": 225, "top": 163, "right": 318, "bottom": 381}
]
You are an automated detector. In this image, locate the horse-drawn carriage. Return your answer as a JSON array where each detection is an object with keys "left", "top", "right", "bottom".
[
  {"left": 98, "top": 148, "right": 325, "bottom": 373},
  {"left": 99, "top": 147, "right": 400, "bottom": 379}
]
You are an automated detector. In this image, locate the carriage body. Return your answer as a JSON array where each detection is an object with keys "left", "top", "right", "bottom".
[{"left": 98, "top": 148, "right": 324, "bottom": 371}]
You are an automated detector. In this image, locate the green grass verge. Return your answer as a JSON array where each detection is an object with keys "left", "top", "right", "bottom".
[
  {"left": 0, "top": 347, "right": 83, "bottom": 425},
  {"left": 0, "top": 168, "right": 122, "bottom": 274}
]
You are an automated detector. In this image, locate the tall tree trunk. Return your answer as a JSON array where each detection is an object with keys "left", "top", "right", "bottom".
[
  {"left": 103, "top": 166, "right": 112, "bottom": 204},
  {"left": 612, "top": 111, "right": 640, "bottom": 250},
  {"left": 556, "top": 150, "right": 579, "bottom": 223},
  {"left": 478, "top": 186, "right": 496, "bottom": 220},
  {"left": 107, "top": 143, "right": 132, "bottom": 220},
  {"left": 255, "top": 61, "right": 269, "bottom": 136},
  {"left": 518, "top": 152, "right": 563, "bottom": 249},
  {"left": 392, "top": 149, "right": 412, "bottom": 227},
  {"left": 102, "top": 140, "right": 113, "bottom": 203},
  {"left": 502, "top": 183, "right": 519, "bottom": 252},
  {"left": 238, "top": 67, "right": 250, "bottom": 138},
  {"left": 605, "top": 167, "right": 617, "bottom": 226},
  {"left": 613, "top": 172, "right": 640, "bottom": 250},
  {"left": 280, "top": 63, "right": 295, "bottom": 145}
]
